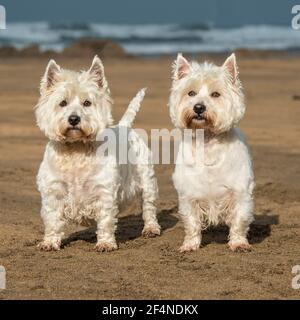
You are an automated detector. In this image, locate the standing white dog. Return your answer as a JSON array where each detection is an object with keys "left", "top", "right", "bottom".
[
  {"left": 169, "top": 53, "right": 254, "bottom": 253},
  {"left": 35, "top": 56, "right": 160, "bottom": 252}
]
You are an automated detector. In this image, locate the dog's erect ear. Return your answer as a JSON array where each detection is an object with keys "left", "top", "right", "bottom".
[
  {"left": 223, "top": 53, "right": 238, "bottom": 84},
  {"left": 172, "top": 53, "right": 191, "bottom": 81},
  {"left": 41, "top": 59, "right": 61, "bottom": 92},
  {"left": 88, "top": 55, "right": 107, "bottom": 89}
]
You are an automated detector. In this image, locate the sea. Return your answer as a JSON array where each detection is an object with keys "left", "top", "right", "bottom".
[{"left": 0, "top": 22, "right": 299, "bottom": 56}]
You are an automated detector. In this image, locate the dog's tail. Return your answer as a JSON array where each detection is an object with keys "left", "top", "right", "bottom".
[{"left": 118, "top": 88, "right": 146, "bottom": 127}]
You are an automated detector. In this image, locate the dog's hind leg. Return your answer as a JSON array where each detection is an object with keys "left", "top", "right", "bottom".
[{"left": 138, "top": 164, "right": 161, "bottom": 238}]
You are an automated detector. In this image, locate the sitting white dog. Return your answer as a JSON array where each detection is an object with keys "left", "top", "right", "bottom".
[
  {"left": 169, "top": 53, "right": 254, "bottom": 253},
  {"left": 35, "top": 56, "right": 160, "bottom": 252}
]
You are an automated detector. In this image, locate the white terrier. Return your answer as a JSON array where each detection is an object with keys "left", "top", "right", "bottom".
[
  {"left": 35, "top": 56, "right": 160, "bottom": 252},
  {"left": 169, "top": 53, "right": 255, "bottom": 253}
]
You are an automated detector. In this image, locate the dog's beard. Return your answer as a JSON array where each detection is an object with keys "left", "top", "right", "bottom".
[
  {"left": 65, "top": 128, "right": 85, "bottom": 140},
  {"left": 57, "top": 122, "right": 95, "bottom": 143},
  {"left": 181, "top": 108, "right": 215, "bottom": 131}
]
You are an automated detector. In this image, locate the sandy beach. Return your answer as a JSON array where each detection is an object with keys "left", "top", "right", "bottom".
[{"left": 0, "top": 54, "right": 299, "bottom": 299}]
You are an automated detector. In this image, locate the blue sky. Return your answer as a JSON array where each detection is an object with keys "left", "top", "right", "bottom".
[{"left": 1, "top": 0, "right": 297, "bottom": 26}]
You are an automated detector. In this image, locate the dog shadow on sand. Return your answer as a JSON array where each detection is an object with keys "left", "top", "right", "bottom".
[
  {"left": 62, "top": 209, "right": 277, "bottom": 248},
  {"left": 201, "top": 213, "right": 279, "bottom": 247},
  {"left": 62, "top": 207, "right": 178, "bottom": 247}
]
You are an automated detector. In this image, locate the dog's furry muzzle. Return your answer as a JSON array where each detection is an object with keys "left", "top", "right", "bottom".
[
  {"left": 60, "top": 125, "right": 96, "bottom": 143},
  {"left": 181, "top": 108, "right": 215, "bottom": 130}
]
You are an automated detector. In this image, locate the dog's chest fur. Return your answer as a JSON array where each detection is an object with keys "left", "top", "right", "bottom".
[
  {"left": 173, "top": 128, "right": 253, "bottom": 225},
  {"left": 176, "top": 141, "right": 232, "bottom": 196},
  {"left": 45, "top": 142, "right": 108, "bottom": 223}
]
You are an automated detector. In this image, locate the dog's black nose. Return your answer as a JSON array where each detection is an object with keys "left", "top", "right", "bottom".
[
  {"left": 193, "top": 103, "right": 206, "bottom": 115},
  {"left": 68, "top": 115, "right": 81, "bottom": 126}
]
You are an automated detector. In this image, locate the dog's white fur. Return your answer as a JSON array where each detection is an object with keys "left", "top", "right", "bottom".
[
  {"left": 35, "top": 56, "right": 160, "bottom": 252},
  {"left": 169, "top": 53, "right": 254, "bottom": 253}
]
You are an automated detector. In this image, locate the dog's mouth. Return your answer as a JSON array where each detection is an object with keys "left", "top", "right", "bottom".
[
  {"left": 190, "top": 113, "right": 207, "bottom": 127},
  {"left": 64, "top": 127, "right": 84, "bottom": 139},
  {"left": 191, "top": 114, "right": 206, "bottom": 122},
  {"left": 67, "top": 126, "right": 81, "bottom": 131},
  {"left": 182, "top": 108, "right": 217, "bottom": 131}
]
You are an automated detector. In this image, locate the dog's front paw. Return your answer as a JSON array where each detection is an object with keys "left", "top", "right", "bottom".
[
  {"left": 178, "top": 241, "right": 200, "bottom": 253},
  {"left": 38, "top": 240, "right": 61, "bottom": 252},
  {"left": 142, "top": 224, "right": 161, "bottom": 238},
  {"left": 95, "top": 242, "right": 118, "bottom": 253},
  {"left": 229, "top": 241, "right": 252, "bottom": 253}
]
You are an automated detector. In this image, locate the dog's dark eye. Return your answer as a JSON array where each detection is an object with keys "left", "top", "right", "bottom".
[
  {"left": 59, "top": 100, "right": 67, "bottom": 107},
  {"left": 188, "top": 91, "right": 196, "bottom": 97},
  {"left": 211, "top": 92, "right": 220, "bottom": 98},
  {"left": 83, "top": 100, "right": 92, "bottom": 107}
]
